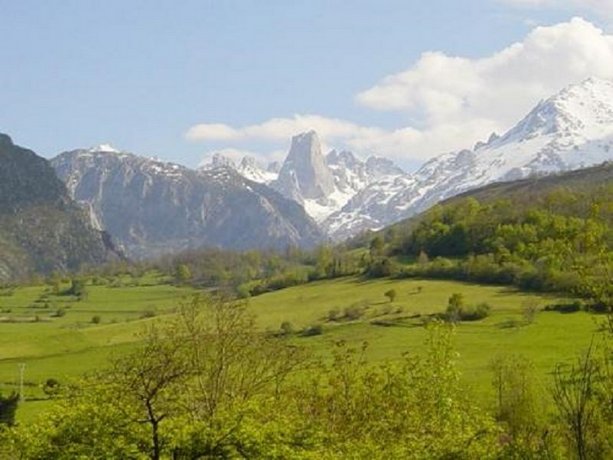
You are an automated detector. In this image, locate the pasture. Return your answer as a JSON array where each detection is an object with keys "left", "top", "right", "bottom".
[{"left": 0, "top": 274, "right": 602, "bottom": 421}]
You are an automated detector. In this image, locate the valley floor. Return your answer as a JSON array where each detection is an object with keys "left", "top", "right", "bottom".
[{"left": 0, "top": 274, "right": 600, "bottom": 422}]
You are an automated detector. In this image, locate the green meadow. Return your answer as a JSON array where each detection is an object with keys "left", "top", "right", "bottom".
[
  {"left": 0, "top": 274, "right": 601, "bottom": 422},
  {"left": 0, "top": 275, "right": 197, "bottom": 420},
  {"left": 248, "top": 277, "right": 599, "bottom": 396}
]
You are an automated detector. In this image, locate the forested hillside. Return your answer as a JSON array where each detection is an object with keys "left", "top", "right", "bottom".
[{"left": 358, "top": 163, "right": 612, "bottom": 309}]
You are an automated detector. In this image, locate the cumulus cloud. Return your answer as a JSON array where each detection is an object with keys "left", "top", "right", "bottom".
[
  {"left": 186, "top": 115, "right": 384, "bottom": 144},
  {"left": 356, "top": 18, "right": 613, "bottom": 126},
  {"left": 188, "top": 18, "right": 613, "bottom": 165}
]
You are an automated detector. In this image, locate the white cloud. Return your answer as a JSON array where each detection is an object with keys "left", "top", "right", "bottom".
[
  {"left": 357, "top": 18, "right": 613, "bottom": 126},
  {"left": 187, "top": 18, "right": 613, "bottom": 165},
  {"left": 186, "top": 115, "right": 382, "bottom": 144}
]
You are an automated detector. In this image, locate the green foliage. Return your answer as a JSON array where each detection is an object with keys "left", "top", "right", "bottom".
[
  {"left": 552, "top": 344, "right": 613, "bottom": 459},
  {"left": 383, "top": 288, "right": 397, "bottom": 303},
  {"left": 446, "top": 292, "right": 465, "bottom": 323},
  {"left": 364, "top": 256, "right": 398, "bottom": 278},
  {"left": 294, "top": 324, "right": 501, "bottom": 458},
  {"left": 174, "top": 263, "right": 192, "bottom": 284},
  {"left": 156, "top": 245, "right": 361, "bottom": 298},
  {"left": 490, "top": 355, "right": 558, "bottom": 457},
  {"left": 42, "top": 378, "right": 61, "bottom": 398},
  {"left": 369, "top": 235, "right": 384, "bottom": 258},
  {"left": 278, "top": 320, "right": 294, "bottom": 336},
  {"left": 0, "top": 392, "right": 18, "bottom": 426},
  {"left": 63, "top": 278, "right": 88, "bottom": 300},
  {"left": 390, "top": 179, "right": 612, "bottom": 305},
  {"left": 445, "top": 294, "right": 491, "bottom": 322},
  {"left": 2, "top": 287, "right": 611, "bottom": 459}
]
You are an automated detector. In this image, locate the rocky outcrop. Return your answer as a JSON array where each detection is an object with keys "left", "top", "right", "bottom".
[{"left": 273, "top": 131, "right": 336, "bottom": 203}]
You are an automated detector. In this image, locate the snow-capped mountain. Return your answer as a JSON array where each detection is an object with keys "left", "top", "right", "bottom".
[
  {"left": 323, "top": 77, "right": 613, "bottom": 239},
  {"left": 205, "top": 131, "right": 407, "bottom": 224},
  {"left": 51, "top": 147, "right": 323, "bottom": 258},
  {"left": 200, "top": 154, "right": 278, "bottom": 184}
]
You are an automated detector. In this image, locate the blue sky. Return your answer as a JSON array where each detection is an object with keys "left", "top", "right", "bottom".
[{"left": 1, "top": 0, "right": 612, "bottom": 170}]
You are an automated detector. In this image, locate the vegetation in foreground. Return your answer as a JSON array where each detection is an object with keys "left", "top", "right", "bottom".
[{"left": 0, "top": 294, "right": 611, "bottom": 459}]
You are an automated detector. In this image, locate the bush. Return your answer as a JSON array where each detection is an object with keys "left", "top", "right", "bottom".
[
  {"left": 327, "top": 308, "right": 341, "bottom": 322},
  {"left": 42, "top": 378, "right": 61, "bottom": 397},
  {"left": 384, "top": 289, "right": 397, "bottom": 303},
  {"left": 445, "top": 295, "right": 491, "bottom": 322},
  {"left": 364, "top": 257, "right": 399, "bottom": 278},
  {"left": 459, "top": 303, "right": 491, "bottom": 321},
  {"left": 344, "top": 304, "right": 366, "bottom": 321},
  {"left": 522, "top": 300, "right": 539, "bottom": 324},
  {"left": 140, "top": 309, "right": 157, "bottom": 319},
  {"left": 91, "top": 315, "right": 101, "bottom": 324},
  {"left": 543, "top": 301, "right": 583, "bottom": 313},
  {"left": 279, "top": 321, "right": 294, "bottom": 336},
  {"left": 301, "top": 324, "right": 323, "bottom": 337},
  {"left": 0, "top": 391, "right": 19, "bottom": 426}
]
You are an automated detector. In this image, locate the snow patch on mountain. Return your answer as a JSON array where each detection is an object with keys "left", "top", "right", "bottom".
[
  {"left": 324, "top": 77, "right": 613, "bottom": 240},
  {"left": 88, "top": 143, "right": 120, "bottom": 153}
]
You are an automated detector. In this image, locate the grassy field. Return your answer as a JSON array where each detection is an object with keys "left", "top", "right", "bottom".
[
  {"left": 0, "top": 274, "right": 196, "bottom": 420},
  {"left": 0, "top": 273, "right": 603, "bottom": 422},
  {"left": 247, "top": 277, "right": 601, "bottom": 400}
]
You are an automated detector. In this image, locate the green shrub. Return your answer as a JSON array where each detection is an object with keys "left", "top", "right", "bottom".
[
  {"left": 344, "top": 304, "right": 366, "bottom": 321},
  {"left": 384, "top": 289, "right": 397, "bottom": 303},
  {"left": 301, "top": 324, "right": 323, "bottom": 337},
  {"left": 460, "top": 302, "right": 491, "bottom": 321},
  {"left": 279, "top": 321, "right": 294, "bottom": 336},
  {"left": 140, "top": 309, "right": 157, "bottom": 319},
  {"left": 327, "top": 308, "right": 341, "bottom": 322}
]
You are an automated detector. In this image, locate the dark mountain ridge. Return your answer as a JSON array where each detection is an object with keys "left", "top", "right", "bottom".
[{"left": 0, "top": 134, "right": 117, "bottom": 280}]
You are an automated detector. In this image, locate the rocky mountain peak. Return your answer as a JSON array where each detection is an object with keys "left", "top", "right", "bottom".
[
  {"left": 365, "top": 156, "right": 405, "bottom": 178},
  {"left": 327, "top": 150, "right": 361, "bottom": 169},
  {"left": 210, "top": 153, "right": 235, "bottom": 169},
  {"left": 274, "top": 130, "right": 335, "bottom": 201},
  {"left": 267, "top": 161, "right": 281, "bottom": 174},
  {"left": 499, "top": 77, "right": 613, "bottom": 145},
  {"left": 240, "top": 156, "right": 257, "bottom": 169}
]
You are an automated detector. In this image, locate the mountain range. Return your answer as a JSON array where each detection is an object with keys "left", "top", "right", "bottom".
[
  {"left": 2, "top": 77, "right": 612, "bottom": 273},
  {"left": 51, "top": 147, "right": 323, "bottom": 259},
  {"left": 203, "top": 77, "right": 612, "bottom": 238}
]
